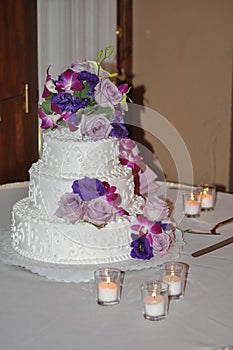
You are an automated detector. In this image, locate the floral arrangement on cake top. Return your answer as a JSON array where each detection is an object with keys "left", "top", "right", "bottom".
[{"left": 38, "top": 46, "right": 129, "bottom": 140}]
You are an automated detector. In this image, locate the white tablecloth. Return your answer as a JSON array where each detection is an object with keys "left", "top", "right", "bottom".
[{"left": 0, "top": 182, "right": 233, "bottom": 350}]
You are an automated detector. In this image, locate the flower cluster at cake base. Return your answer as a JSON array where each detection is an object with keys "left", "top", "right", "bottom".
[
  {"left": 55, "top": 175, "right": 175, "bottom": 260},
  {"left": 130, "top": 215, "right": 175, "bottom": 260}
]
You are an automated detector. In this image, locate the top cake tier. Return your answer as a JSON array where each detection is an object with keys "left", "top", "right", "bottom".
[{"left": 41, "top": 129, "right": 119, "bottom": 179}]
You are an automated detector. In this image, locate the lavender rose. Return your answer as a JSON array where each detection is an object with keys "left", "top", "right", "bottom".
[
  {"left": 95, "top": 79, "right": 122, "bottom": 108},
  {"left": 152, "top": 233, "right": 171, "bottom": 256},
  {"left": 55, "top": 192, "right": 84, "bottom": 222},
  {"left": 143, "top": 195, "right": 169, "bottom": 221},
  {"left": 72, "top": 177, "right": 106, "bottom": 202},
  {"left": 80, "top": 113, "right": 113, "bottom": 141},
  {"left": 84, "top": 196, "right": 116, "bottom": 226}
]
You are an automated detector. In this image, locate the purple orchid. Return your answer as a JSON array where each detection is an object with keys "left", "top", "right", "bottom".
[
  {"left": 38, "top": 107, "right": 59, "bottom": 129},
  {"left": 119, "top": 139, "right": 146, "bottom": 173},
  {"left": 103, "top": 182, "right": 122, "bottom": 208},
  {"left": 131, "top": 215, "right": 162, "bottom": 236},
  {"left": 55, "top": 69, "right": 84, "bottom": 93},
  {"left": 42, "top": 66, "right": 57, "bottom": 98}
]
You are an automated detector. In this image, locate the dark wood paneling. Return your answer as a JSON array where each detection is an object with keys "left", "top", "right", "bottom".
[{"left": 0, "top": 0, "right": 38, "bottom": 184}]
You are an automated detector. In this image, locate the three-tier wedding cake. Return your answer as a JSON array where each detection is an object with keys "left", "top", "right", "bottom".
[{"left": 11, "top": 47, "right": 174, "bottom": 265}]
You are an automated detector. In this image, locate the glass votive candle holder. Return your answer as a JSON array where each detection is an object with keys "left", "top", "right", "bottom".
[
  {"left": 141, "top": 281, "right": 169, "bottom": 321},
  {"left": 182, "top": 187, "right": 202, "bottom": 218},
  {"left": 160, "top": 262, "right": 186, "bottom": 300},
  {"left": 200, "top": 184, "right": 216, "bottom": 211},
  {"left": 94, "top": 268, "right": 121, "bottom": 306}
]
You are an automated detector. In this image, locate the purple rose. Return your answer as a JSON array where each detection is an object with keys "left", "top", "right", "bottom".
[
  {"left": 95, "top": 79, "right": 122, "bottom": 108},
  {"left": 152, "top": 233, "right": 171, "bottom": 256},
  {"left": 130, "top": 236, "right": 153, "bottom": 260},
  {"left": 72, "top": 177, "right": 106, "bottom": 201},
  {"left": 143, "top": 195, "right": 169, "bottom": 221},
  {"left": 55, "top": 192, "right": 84, "bottom": 222},
  {"left": 84, "top": 197, "right": 116, "bottom": 226},
  {"left": 80, "top": 114, "right": 113, "bottom": 141}
]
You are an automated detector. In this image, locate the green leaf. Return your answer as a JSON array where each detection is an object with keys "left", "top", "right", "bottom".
[
  {"left": 78, "top": 82, "right": 91, "bottom": 100},
  {"left": 79, "top": 105, "right": 114, "bottom": 119},
  {"left": 41, "top": 99, "right": 52, "bottom": 114}
]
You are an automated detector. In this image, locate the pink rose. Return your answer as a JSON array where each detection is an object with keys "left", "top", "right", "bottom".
[
  {"left": 55, "top": 192, "right": 85, "bottom": 222},
  {"left": 84, "top": 197, "right": 116, "bottom": 226},
  {"left": 80, "top": 114, "right": 113, "bottom": 141},
  {"left": 95, "top": 79, "right": 122, "bottom": 108},
  {"left": 143, "top": 195, "right": 169, "bottom": 221}
]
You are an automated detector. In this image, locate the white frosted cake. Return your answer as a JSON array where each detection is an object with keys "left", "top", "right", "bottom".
[{"left": 11, "top": 47, "right": 175, "bottom": 265}]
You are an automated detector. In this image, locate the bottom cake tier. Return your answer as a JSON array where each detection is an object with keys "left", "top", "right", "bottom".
[{"left": 11, "top": 197, "right": 143, "bottom": 265}]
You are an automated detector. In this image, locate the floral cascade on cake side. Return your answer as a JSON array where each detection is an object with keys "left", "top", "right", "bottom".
[{"left": 38, "top": 46, "right": 175, "bottom": 261}]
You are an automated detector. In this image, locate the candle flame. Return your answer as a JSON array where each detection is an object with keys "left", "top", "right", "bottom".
[
  {"left": 106, "top": 276, "right": 111, "bottom": 283},
  {"left": 152, "top": 285, "right": 157, "bottom": 297},
  {"left": 171, "top": 264, "right": 175, "bottom": 277}
]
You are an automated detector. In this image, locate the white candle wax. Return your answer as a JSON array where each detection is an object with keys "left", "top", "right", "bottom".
[
  {"left": 163, "top": 274, "right": 181, "bottom": 296},
  {"left": 144, "top": 294, "right": 165, "bottom": 317},
  {"left": 201, "top": 194, "right": 213, "bottom": 209},
  {"left": 98, "top": 280, "right": 118, "bottom": 302},
  {"left": 185, "top": 200, "right": 199, "bottom": 215}
]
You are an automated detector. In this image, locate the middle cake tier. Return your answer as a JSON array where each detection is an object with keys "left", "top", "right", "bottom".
[{"left": 29, "top": 160, "right": 136, "bottom": 216}]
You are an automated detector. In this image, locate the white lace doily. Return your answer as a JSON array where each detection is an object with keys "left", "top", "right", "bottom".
[{"left": 0, "top": 228, "right": 182, "bottom": 283}]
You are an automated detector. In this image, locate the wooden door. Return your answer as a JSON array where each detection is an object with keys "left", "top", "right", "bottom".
[{"left": 0, "top": 0, "right": 38, "bottom": 185}]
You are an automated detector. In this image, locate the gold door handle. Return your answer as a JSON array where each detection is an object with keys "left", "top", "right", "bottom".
[{"left": 24, "top": 83, "right": 29, "bottom": 114}]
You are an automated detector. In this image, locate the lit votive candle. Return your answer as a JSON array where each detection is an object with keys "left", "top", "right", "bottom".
[
  {"left": 185, "top": 200, "right": 200, "bottom": 216},
  {"left": 201, "top": 193, "right": 213, "bottom": 209},
  {"left": 201, "top": 185, "right": 216, "bottom": 211},
  {"left": 163, "top": 274, "right": 181, "bottom": 296},
  {"left": 98, "top": 277, "right": 118, "bottom": 303},
  {"left": 144, "top": 294, "right": 165, "bottom": 317}
]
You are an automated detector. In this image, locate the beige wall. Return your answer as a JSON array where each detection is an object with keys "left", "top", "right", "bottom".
[{"left": 133, "top": 0, "right": 233, "bottom": 190}]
